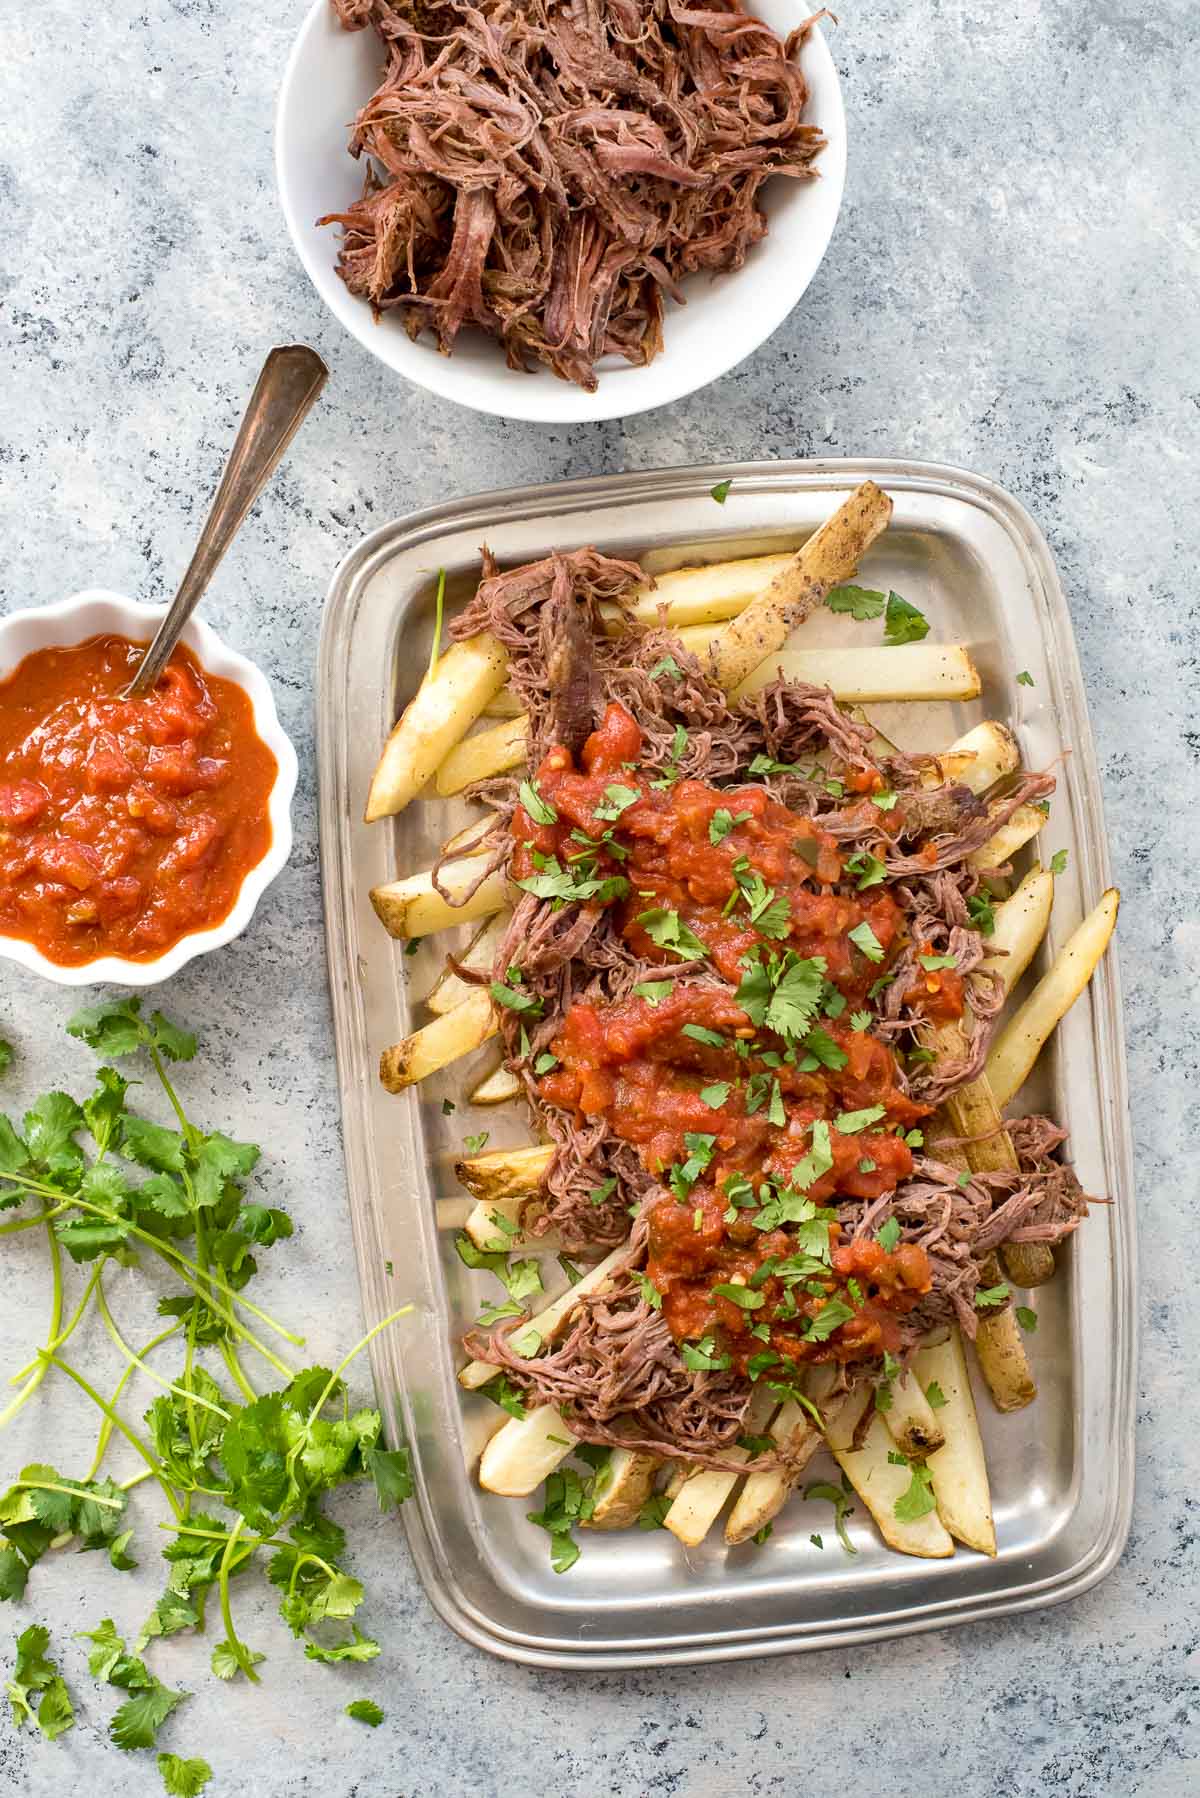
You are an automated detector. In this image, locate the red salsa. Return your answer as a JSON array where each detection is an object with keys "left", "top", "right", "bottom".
[
  {"left": 0, "top": 635, "right": 277, "bottom": 965},
  {"left": 523, "top": 701, "right": 940, "bottom": 1370}
]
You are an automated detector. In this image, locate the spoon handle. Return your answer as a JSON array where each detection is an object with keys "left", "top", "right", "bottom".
[{"left": 126, "top": 344, "right": 328, "bottom": 697}]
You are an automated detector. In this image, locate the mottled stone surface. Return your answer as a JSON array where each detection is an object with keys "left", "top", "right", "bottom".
[{"left": 1, "top": 0, "right": 1198, "bottom": 1793}]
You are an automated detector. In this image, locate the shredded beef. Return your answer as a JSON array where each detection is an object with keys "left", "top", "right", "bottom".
[{"left": 322, "top": 0, "right": 828, "bottom": 389}]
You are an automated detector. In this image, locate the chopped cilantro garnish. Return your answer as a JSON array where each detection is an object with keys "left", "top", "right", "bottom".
[
  {"left": 637, "top": 907, "right": 708, "bottom": 961},
  {"left": 918, "top": 952, "right": 957, "bottom": 971},
  {"left": 925, "top": 1379, "right": 948, "bottom": 1410},
  {"left": 649, "top": 655, "right": 683, "bottom": 682},
  {"left": 849, "top": 1009, "right": 872, "bottom": 1032},
  {"left": 975, "top": 1282, "right": 1010, "bottom": 1308},
  {"left": 489, "top": 979, "right": 543, "bottom": 1015},
  {"left": 1015, "top": 1305, "right": 1038, "bottom": 1333},
  {"left": 803, "top": 1297, "right": 855, "bottom": 1342},
  {"left": 804, "top": 1480, "right": 857, "bottom": 1554},
  {"left": 889, "top": 1453, "right": 937, "bottom": 1520},
  {"left": 633, "top": 980, "right": 675, "bottom": 1006},
  {"left": 709, "top": 808, "right": 753, "bottom": 846},
  {"left": 848, "top": 921, "right": 885, "bottom": 964},
  {"left": 871, "top": 789, "right": 898, "bottom": 811},
  {"left": 1016, "top": 670, "right": 1035, "bottom": 687},
  {"left": 883, "top": 590, "right": 930, "bottom": 646},
  {"left": 533, "top": 1051, "right": 559, "bottom": 1075},
  {"left": 518, "top": 779, "right": 557, "bottom": 826},
  {"left": 593, "top": 784, "right": 640, "bottom": 822},
  {"left": 681, "top": 1335, "right": 731, "bottom": 1371},
  {"left": 1050, "top": 848, "right": 1068, "bottom": 875},
  {"left": 967, "top": 893, "right": 997, "bottom": 935},
  {"left": 463, "top": 1131, "right": 489, "bottom": 1155},
  {"left": 712, "top": 1282, "right": 765, "bottom": 1311},
  {"left": 802, "top": 1026, "right": 848, "bottom": 1071},
  {"left": 834, "top": 1105, "right": 887, "bottom": 1134},
  {"left": 649, "top": 724, "right": 689, "bottom": 790},
  {"left": 441, "top": 1098, "right": 455, "bottom": 1115},
  {"left": 710, "top": 480, "right": 732, "bottom": 504},
  {"left": 516, "top": 855, "right": 629, "bottom": 906},
  {"left": 826, "top": 583, "right": 886, "bottom": 621},
  {"left": 681, "top": 1022, "right": 726, "bottom": 1049},
  {"left": 845, "top": 850, "right": 887, "bottom": 891},
  {"left": 699, "top": 1082, "right": 731, "bottom": 1110},
  {"left": 632, "top": 1271, "right": 664, "bottom": 1310},
  {"left": 876, "top": 1217, "right": 901, "bottom": 1252}
]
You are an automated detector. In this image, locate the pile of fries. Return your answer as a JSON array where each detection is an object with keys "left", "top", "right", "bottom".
[{"left": 362, "top": 484, "right": 1118, "bottom": 1564}]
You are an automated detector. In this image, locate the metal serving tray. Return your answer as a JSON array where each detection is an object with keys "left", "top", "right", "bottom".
[{"left": 316, "top": 458, "right": 1136, "bottom": 1669}]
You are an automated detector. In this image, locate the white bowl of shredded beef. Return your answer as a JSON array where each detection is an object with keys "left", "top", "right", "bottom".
[{"left": 276, "top": 0, "right": 846, "bottom": 422}]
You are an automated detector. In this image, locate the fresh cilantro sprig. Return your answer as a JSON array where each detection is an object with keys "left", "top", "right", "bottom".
[{"left": 0, "top": 1003, "right": 415, "bottom": 1780}]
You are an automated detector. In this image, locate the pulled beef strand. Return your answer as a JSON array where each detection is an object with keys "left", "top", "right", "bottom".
[{"left": 322, "top": 0, "right": 827, "bottom": 389}]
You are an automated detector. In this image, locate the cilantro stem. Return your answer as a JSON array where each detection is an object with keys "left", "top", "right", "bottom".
[
  {"left": 86, "top": 1322, "right": 182, "bottom": 1482},
  {"left": 8, "top": 1257, "right": 103, "bottom": 1385},
  {"left": 216, "top": 1515, "right": 260, "bottom": 1683},
  {"left": 0, "top": 1200, "right": 65, "bottom": 1429},
  {"left": 37, "top": 1351, "right": 185, "bottom": 1522},
  {"left": 0, "top": 1201, "right": 71, "bottom": 1235},
  {"left": 11, "top": 1477, "right": 124, "bottom": 1509},
  {"left": 94, "top": 1274, "right": 231, "bottom": 1421},
  {"left": 427, "top": 567, "right": 446, "bottom": 681},
  {"left": 218, "top": 1339, "right": 258, "bottom": 1405},
  {"left": 303, "top": 1307, "right": 415, "bottom": 1427}
]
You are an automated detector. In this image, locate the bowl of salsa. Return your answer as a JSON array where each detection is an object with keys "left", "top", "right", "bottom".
[{"left": 0, "top": 590, "right": 298, "bottom": 986}]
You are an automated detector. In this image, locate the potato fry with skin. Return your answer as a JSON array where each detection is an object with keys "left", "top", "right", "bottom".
[
  {"left": 827, "top": 1391, "right": 954, "bottom": 1559},
  {"left": 723, "top": 1366, "right": 842, "bottom": 1547},
  {"left": 985, "top": 888, "right": 1120, "bottom": 1110},
  {"left": 921, "top": 720, "right": 1020, "bottom": 796},
  {"left": 456, "top": 1142, "right": 554, "bottom": 1205},
  {"left": 426, "top": 909, "right": 512, "bottom": 1016},
  {"left": 663, "top": 1387, "right": 778, "bottom": 1548},
  {"left": 464, "top": 1195, "right": 541, "bottom": 1251},
  {"left": 458, "top": 1242, "right": 628, "bottom": 1390},
  {"left": 366, "top": 632, "right": 509, "bottom": 821},
  {"left": 707, "top": 482, "right": 895, "bottom": 692},
  {"left": 478, "top": 1403, "right": 576, "bottom": 1497},
  {"left": 483, "top": 640, "right": 981, "bottom": 719},
  {"left": 729, "top": 642, "right": 981, "bottom": 706},
  {"left": 435, "top": 715, "right": 526, "bottom": 796},
  {"left": 979, "top": 865, "right": 1054, "bottom": 995},
  {"left": 379, "top": 987, "right": 497, "bottom": 1093},
  {"left": 881, "top": 1371, "right": 946, "bottom": 1459},
  {"left": 598, "top": 552, "right": 797, "bottom": 634},
  {"left": 468, "top": 1063, "right": 522, "bottom": 1105},
  {"left": 967, "top": 802, "right": 1045, "bottom": 871},
  {"left": 912, "top": 1330, "right": 996, "bottom": 1556},
  {"left": 924, "top": 1123, "right": 1037, "bottom": 1411},
  {"left": 924, "top": 1019, "right": 1055, "bottom": 1291},
  {"left": 582, "top": 1449, "right": 662, "bottom": 1530},
  {"left": 370, "top": 860, "right": 508, "bottom": 940}
]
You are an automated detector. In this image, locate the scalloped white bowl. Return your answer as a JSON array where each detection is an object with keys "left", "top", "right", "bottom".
[
  {"left": 276, "top": 1, "right": 846, "bottom": 424},
  {"left": 0, "top": 591, "right": 298, "bottom": 988}
]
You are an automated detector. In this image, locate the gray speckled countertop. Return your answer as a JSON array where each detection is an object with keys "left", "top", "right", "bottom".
[{"left": 2, "top": 1, "right": 1199, "bottom": 1793}]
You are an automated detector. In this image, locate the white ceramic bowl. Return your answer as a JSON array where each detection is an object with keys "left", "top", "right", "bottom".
[
  {"left": 275, "top": 1, "right": 846, "bottom": 424},
  {"left": 0, "top": 591, "right": 298, "bottom": 988}
]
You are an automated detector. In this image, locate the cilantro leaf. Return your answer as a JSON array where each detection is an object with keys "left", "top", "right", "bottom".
[
  {"left": 518, "top": 780, "right": 557, "bottom": 826},
  {"left": 925, "top": 1379, "right": 948, "bottom": 1409},
  {"left": 638, "top": 1493, "right": 672, "bottom": 1530},
  {"left": 709, "top": 808, "right": 751, "bottom": 846},
  {"left": 632, "top": 1271, "right": 663, "bottom": 1310},
  {"left": 891, "top": 1455, "right": 937, "bottom": 1522},
  {"left": 649, "top": 655, "right": 683, "bottom": 682},
  {"left": 345, "top": 1699, "right": 384, "bottom": 1727},
  {"left": 1050, "top": 848, "right": 1068, "bottom": 875},
  {"left": 834, "top": 1105, "right": 886, "bottom": 1134},
  {"left": 303, "top": 1627, "right": 380, "bottom": 1664},
  {"left": 826, "top": 584, "right": 886, "bottom": 620},
  {"left": 975, "top": 1282, "right": 1010, "bottom": 1308},
  {"left": 967, "top": 893, "right": 996, "bottom": 935},
  {"left": 636, "top": 908, "right": 708, "bottom": 962},
  {"left": 1015, "top": 1305, "right": 1038, "bottom": 1333},
  {"left": 593, "top": 784, "right": 640, "bottom": 822},
  {"left": 877, "top": 1217, "right": 901, "bottom": 1252},
  {"left": 7, "top": 1623, "right": 76, "bottom": 1741},
  {"left": 110, "top": 1676, "right": 189, "bottom": 1750},
  {"left": 699, "top": 1082, "right": 731, "bottom": 1110},
  {"left": 158, "top": 1755, "right": 213, "bottom": 1796},
  {"left": 1016, "top": 670, "right": 1035, "bottom": 687},
  {"left": 632, "top": 980, "right": 674, "bottom": 1007},
  {"left": 681, "top": 1336, "right": 731, "bottom": 1371},
  {"left": 804, "top": 1481, "right": 857, "bottom": 1554},
  {"left": 883, "top": 590, "right": 930, "bottom": 646},
  {"left": 710, "top": 480, "right": 732, "bottom": 504},
  {"left": 848, "top": 920, "right": 885, "bottom": 963},
  {"left": 845, "top": 850, "right": 887, "bottom": 891}
]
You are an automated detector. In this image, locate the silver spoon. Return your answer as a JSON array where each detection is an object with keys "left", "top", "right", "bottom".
[{"left": 123, "top": 344, "right": 329, "bottom": 698}]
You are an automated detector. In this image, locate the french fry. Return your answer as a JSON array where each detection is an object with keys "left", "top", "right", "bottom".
[
  {"left": 599, "top": 552, "right": 796, "bottom": 634},
  {"left": 729, "top": 642, "right": 981, "bottom": 705},
  {"left": 911, "top": 1330, "right": 996, "bottom": 1556},
  {"left": 707, "top": 482, "right": 895, "bottom": 691},
  {"left": 663, "top": 1386, "right": 778, "bottom": 1548},
  {"left": 458, "top": 1242, "right": 628, "bottom": 1390},
  {"left": 365, "top": 632, "right": 510, "bottom": 821},
  {"left": 379, "top": 987, "right": 497, "bottom": 1093},
  {"left": 478, "top": 1403, "right": 576, "bottom": 1497},
  {"left": 826, "top": 1388, "right": 954, "bottom": 1559},
  {"left": 582, "top": 1449, "right": 662, "bottom": 1530},
  {"left": 723, "top": 1366, "right": 841, "bottom": 1547},
  {"left": 881, "top": 1371, "right": 946, "bottom": 1459},
  {"left": 967, "top": 802, "right": 1045, "bottom": 871},
  {"left": 468, "top": 1063, "right": 522, "bottom": 1105},
  {"left": 922, "top": 720, "right": 1020, "bottom": 796},
  {"left": 979, "top": 864, "right": 1055, "bottom": 995},
  {"left": 464, "top": 1196, "right": 535, "bottom": 1250},
  {"left": 456, "top": 1143, "right": 554, "bottom": 1205},
  {"left": 439, "top": 817, "right": 501, "bottom": 859},
  {"left": 483, "top": 640, "right": 981, "bottom": 718},
  {"left": 985, "top": 889, "right": 1120, "bottom": 1110},
  {"left": 924, "top": 1122, "right": 1037, "bottom": 1411},
  {"left": 925, "top": 1019, "right": 1055, "bottom": 1291},
  {"left": 435, "top": 716, "right": 526, "bottom": 797},
  {"left": 370, "top": 860, "right": 508, "bottom": 940},
  {"left": 426, "top": 910, "right": 512, "bottom": 1016}
]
